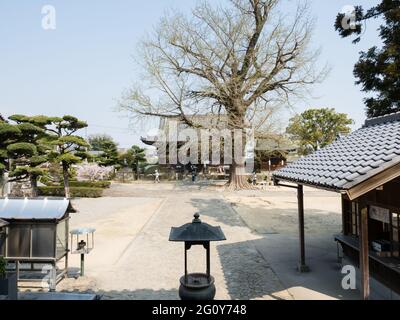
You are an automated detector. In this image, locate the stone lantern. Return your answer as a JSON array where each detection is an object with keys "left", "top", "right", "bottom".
[{"left": 169, "top": 213, "right": 226, "bottom": 300}]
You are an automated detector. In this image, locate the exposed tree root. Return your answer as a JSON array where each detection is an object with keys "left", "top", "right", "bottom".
[{"left": 225, "top": 175, "right": 258, "bottom": 191}]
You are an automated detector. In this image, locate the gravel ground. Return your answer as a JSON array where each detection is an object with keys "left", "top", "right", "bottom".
[
  {"left": 48, "top": 181, "right": 344, "bottom": 300},
  {"left": 56, "top": 182, "right": 292, "bottom": 300}
]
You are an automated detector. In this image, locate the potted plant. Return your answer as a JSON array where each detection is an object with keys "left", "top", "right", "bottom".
[{"left": 0, "top": 256, "right": 17, "bottom": 300}]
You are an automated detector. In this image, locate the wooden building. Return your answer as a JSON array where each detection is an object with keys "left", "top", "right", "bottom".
[
  {"left": 273, "top": 112, "right": 400, "bottom": 300},
  {"left": 140, "top": 115, "right": 228, "bottom": 173},
  {"left": 255, "top": 135, "right": 299, "bottom": 172},
  {"left": 141, "top": 115, "right": 298, "bottom": 174}
]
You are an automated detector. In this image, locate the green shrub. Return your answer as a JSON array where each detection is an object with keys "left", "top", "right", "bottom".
[
  {"left": 40, "top": 180, "right": 111, "bottom": 189},
  {"left": 38, "top": 186, "right": 103, "bottom": 198},
  {"left": 39, "top": 176, "right": 59, "bottom": 186},
  {"left": 69, "top": 180, "right": 111, "bottom": 189}
]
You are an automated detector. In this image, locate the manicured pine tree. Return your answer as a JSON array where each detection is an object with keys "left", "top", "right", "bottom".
[
  {"left": 0, "top": 118, "right": 20, "bottom": 194},
  {"left": 43, "top": 115, "right": 89, "bottom": 198},
  {"left": 119, "top": 145, "right": 146, "bottom": 180},
  {"left": 2, "top": 115, "right": 49, "bottom": 197},
  {"left": 88, "top": 134, "right": 119, "bottom": 167}
]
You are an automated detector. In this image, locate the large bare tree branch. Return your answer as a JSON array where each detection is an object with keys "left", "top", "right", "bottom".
[{"left": 119, "top": 0, "right": 327, "bottom": 132}]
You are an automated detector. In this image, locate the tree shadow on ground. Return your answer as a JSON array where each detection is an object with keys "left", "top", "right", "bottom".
[
  {"left": 176, "top": 180, "right": 225, "bottom": 191},
  {"left": 216, "top": 240, "right": 289, "bottom": 300},
  {"left": 216, "top": 235, "right": 360, "bottom": 300},
  {"left": 190, "top": 196, "right": 341, "bottom": 234},
  {"left": 231, "top": 207, "right": 342, "bottom": 235},
  {"left": 191, "top": 198, "right": 353, "bottom": 300},
  {"left": 190, "top": 198, "right": 245, "bottom": 227}
]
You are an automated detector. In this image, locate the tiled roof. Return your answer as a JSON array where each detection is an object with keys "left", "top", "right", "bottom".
[
  {"left": 273, "top": 112, "right": 400, "bottom": 190},
  {"left": 255, "top": 135, "right": 298, "bottom": 152}
]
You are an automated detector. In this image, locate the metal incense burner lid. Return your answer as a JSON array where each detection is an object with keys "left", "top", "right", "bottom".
[{"left": 169, "top": 213, "right": 226, "bottom": 242}]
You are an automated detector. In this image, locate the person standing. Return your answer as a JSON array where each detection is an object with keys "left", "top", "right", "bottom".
[
  {"left": 154, "top": 169, "right": 160, "bottom": 183},
  {"left": 191, "top": 165, "right": 197, "bottom": 182},
  {"left": 252, "top": 172, "right": 257, "bottom": 186}
]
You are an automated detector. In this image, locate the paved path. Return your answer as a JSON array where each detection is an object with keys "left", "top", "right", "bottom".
[{"left": 59, "top": 183, "right": 291, "bottom": 300}]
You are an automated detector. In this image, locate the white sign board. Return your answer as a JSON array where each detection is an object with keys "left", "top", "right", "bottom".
[{"left": 369, "top": 205, "right": 390, "bottom": 224}]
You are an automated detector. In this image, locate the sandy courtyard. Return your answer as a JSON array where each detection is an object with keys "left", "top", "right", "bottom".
[{"left": 53, "top": 182, "right": 352, "bottom": 300}]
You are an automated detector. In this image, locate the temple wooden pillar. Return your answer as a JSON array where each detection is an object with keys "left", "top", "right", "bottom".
[
  {"left": 297, "top": 184, "right": 309, "bottom": 272},
  {"left": 359, "top": 206, "right": 370, "bottom": 300}
]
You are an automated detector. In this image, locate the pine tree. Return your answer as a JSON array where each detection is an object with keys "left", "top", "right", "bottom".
[
  {"left": 88, "top": 134, "right": 119, "bottom": 167},
  {"left": 335, "top": 1, "right": 400, "bottom": 117},
  {"left": 1, "top": 115, "right": 49, "bottom": 196},
  {"left": 45, "top": 116, "right": 88, "bottom": 198}
]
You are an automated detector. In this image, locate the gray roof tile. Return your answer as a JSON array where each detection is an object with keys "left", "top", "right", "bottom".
[{"left": 273, "top": 112, "right": 400, "bottom": 190}]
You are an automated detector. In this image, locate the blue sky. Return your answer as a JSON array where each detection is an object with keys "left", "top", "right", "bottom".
[{"left": 0, "top": 0, "right": 381, "bottom": 148}]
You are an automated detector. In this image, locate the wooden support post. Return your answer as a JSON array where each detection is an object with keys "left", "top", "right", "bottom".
[
  {"left": 341, "top": 194, "right": 347, "bottom": 236},
  {"left": 359, "top": 206, "right": 370, "bottom": 300},
  {"left": 49, "top": 264, "right": 56, "bottom": 292},
  {"left": 205, "top": 242, "right": 211, "bottom": 281},
  {"left": 297, "top": 185, "right": 309, "bottom": 272},
  {"left": 80, "top": 253, "right": 85, "bottom": 277}
]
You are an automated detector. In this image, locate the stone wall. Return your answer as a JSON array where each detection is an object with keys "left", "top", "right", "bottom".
[{"left": 9, "top": 180, "right": 33, "bottom": 197}]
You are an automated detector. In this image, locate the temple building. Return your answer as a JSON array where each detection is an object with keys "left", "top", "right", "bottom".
[
  {"left": 141, "top": 115, "right": 298, "bottom": 176},
  {"left": 273, "top": 112, "right": 400, "bottom": 300}
]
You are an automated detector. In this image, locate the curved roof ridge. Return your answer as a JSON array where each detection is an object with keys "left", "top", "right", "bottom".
[
  {"left": 273, "top": 115, "right": 400, "bottom": 191},
  {"left": 364, "top": 111, "right": 400, "bottom": 127}
]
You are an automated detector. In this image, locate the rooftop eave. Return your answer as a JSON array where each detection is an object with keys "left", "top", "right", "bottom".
[
  {"left": 274, "top": 159, "right": 400, "bottom": 201},
  {"left": 140, "top": 137, "right": 156, "bottom": 146},
  {"left": 273, "top": 176, "right": 346, "bottom": 194},
  {"left": 346, "top": 161, "right": 400, "bottom": 201}
]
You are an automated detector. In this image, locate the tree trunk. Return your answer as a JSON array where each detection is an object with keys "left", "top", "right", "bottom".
[
  {"left": 30, "top": 175, "right": 38, "bottom": 197},
  {"left": 0, "top": 173, "right": 4, "bottom": 197},
  {"left": 62, "top": 162, "right": 71, "bottom": 198},
  {"left": 132, "top": 166, "right": 137, "bottom": 181},
  {"left": 227, "top": 162, "right": 254, "bottom": 190},
  {"left": 225, "top": 113, "right": 255, "bottom": 190}
]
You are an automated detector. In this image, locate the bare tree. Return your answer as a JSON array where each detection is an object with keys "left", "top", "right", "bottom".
[{"left": 120, "top": 0, "right": 326, "bottom": 189}]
